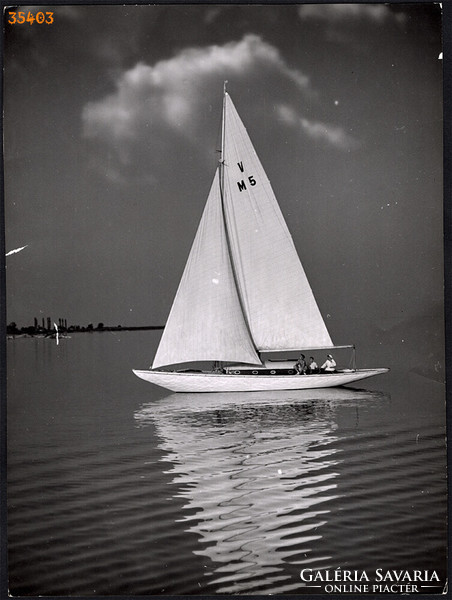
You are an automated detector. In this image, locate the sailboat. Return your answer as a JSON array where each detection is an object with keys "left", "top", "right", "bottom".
[{"left": 133, "top": 86, "right": 388, "bottom": 393}]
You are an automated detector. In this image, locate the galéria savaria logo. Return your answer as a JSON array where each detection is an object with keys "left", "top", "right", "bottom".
[{"left": 299, "top": 568, "right": 444, "bottom": 594}]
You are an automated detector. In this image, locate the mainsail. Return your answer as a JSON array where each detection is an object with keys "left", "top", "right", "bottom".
[
  {"left": 152, "top": 91, "right": 333, "bottom": 369},
  {"left": 221, "top": 93, "right": 333, "bottom": 351}
]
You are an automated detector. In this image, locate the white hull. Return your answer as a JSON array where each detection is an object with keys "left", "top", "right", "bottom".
[{"left": 132, "top": 368, "right": 389, "bottom": 393}]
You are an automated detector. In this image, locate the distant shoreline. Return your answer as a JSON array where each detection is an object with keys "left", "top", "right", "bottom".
[
  {"left": 7, "top": 325, "right": 164, "bottom": 338},
  {"left": 93, "top": 326, "right": 165, "bottom": 331}
]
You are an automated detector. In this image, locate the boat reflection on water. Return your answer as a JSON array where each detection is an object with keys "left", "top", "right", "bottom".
[{"left": 134, "top": 389, "right": 389, "bottom": 594}]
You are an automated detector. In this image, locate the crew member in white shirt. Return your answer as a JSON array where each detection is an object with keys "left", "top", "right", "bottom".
[{"left": 321, "top": 354, "right": 336, "bottom": 372}]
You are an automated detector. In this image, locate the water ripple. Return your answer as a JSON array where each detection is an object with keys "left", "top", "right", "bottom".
[{"left": 8, "top": 339, "right": 447, "bottom": 595}]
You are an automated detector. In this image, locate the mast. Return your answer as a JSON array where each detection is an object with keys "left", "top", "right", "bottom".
[
  {"left": 218, "top": 83, "right": 262, "bottom": 364},
  {"left": 219, "top": 80, "right": 227, "bottom": 197}
]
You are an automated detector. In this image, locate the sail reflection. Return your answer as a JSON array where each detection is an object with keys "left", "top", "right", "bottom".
[{"left": 135, "top": 389, "right": 388, "bottom": 594}]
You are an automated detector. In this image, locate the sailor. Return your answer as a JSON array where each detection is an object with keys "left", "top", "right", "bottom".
[
  {"left": 295, "top": 354, "right": 307, "bottom": 375},
  {"left": 321, "top": 354, "right": 336, "bottom": 373},
  {"left": 308, "top": 357, "right": 319, "bottom": 374}
]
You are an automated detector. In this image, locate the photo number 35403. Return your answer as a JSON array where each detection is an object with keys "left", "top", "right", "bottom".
[{"left": 8, "top": 11, "right": 54, "bottom": 25}]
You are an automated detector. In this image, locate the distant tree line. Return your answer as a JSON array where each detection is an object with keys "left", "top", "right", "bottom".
[
  {"left": 6, "top": 318, "right": 163, "bottom": 336},
  {"left": 6, "top": 318, "right": 111, "bottom": 336}
]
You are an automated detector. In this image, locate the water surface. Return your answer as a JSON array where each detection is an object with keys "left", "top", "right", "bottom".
[{"left": 7, "top": 331, "right": 447, "bottom": 595}]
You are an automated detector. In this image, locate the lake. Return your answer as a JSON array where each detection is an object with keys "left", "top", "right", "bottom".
[{"left": 7, "top": 330, "right": 447, "bottom": 595}]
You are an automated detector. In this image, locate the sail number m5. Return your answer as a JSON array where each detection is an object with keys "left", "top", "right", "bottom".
[
  {"left": 236, "top": 162, "right": 256, "bottom": 192},
  {"left": 237, "top": 176, "right": 256, "bottom": 192}
]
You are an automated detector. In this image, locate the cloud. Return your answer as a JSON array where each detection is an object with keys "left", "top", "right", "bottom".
[
  {"left": 82, "top": 34, "right": 313, "bottom": 180},
  {"left": 298, "top": 4, "right": 406, "bottom": 24},
  {"left": 277, "top": 104, "right": 360, "bottom": 151},
  {"left": 297, "top": 4, "right": 406, "bottom": 47},
  {"left": 82, "top": 34, "right": 310, "bottom": 144}
]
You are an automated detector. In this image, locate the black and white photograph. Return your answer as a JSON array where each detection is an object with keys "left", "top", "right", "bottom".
[{"left": 3, "top": 1, "right": 447, "bottom": 596}]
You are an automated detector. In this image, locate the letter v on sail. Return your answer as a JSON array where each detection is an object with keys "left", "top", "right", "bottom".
[{"left": 133, "top": 86, "right": 388, "bottom": 392}]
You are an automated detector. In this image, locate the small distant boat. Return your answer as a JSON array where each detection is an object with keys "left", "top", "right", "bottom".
[
  {"left": 46, "top": 323, "right": 70, "bottom": 343},
  {"left": 134, "top": 85, "right": 388, "bottom": 393}
]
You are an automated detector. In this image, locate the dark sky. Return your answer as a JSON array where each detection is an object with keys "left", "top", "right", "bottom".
[{"left": 4, "top": 3, "right": 443, "bottom": 353}]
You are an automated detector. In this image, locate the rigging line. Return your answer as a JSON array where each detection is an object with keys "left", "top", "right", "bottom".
[{"left": 219, "top": 87, "right": 262, "bottom": 364}]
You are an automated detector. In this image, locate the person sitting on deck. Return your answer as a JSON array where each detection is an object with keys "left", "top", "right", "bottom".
[
  {"left": 308, "top": 357, "right": 319, "bottom": 374},
  {"left": 295, "top": 354, "right": 307, "bottom": 375},
  {"left": 321, "top": 354, "right": 336, "bottom": 373}
]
